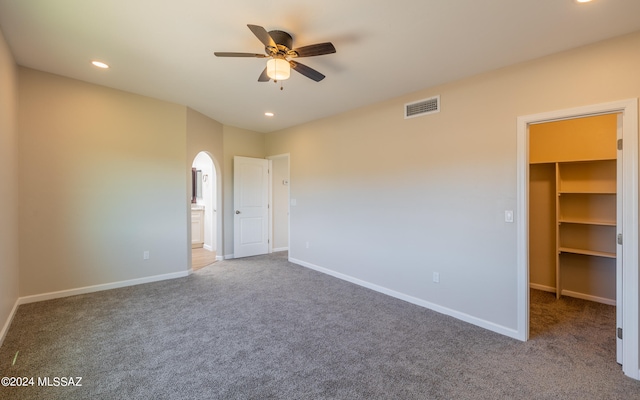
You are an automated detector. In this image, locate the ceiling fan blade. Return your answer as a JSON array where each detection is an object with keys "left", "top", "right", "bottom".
[
  {"left": 247, "top": 24, "right": 276, "bottom": 49},
  {"left": 258, "top": 67, "right": 271, "bottom": 82},
  {"left": 292, "top": 42, "right": 336, "bottom": 58},
  {"left": 214, "top": 52, "right": 267, "bottom": 58},
  {"left": 289, "top": 60, "right": 326, "bottom": 82}
]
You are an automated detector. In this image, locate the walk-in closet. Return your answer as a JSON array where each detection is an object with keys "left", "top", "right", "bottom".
[{"left": 529, "top": 113, "right": 619, "bottom": 304}]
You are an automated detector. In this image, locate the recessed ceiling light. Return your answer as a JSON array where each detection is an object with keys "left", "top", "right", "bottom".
[
  {"left": 575, "top": 0, "right": 593, "bottom": 3},
  {"left": 265, "top": 112, "right": 274, "bottom": 117},
  {"left": 91, "top": 61, "right": 109, "bottom": 69}
]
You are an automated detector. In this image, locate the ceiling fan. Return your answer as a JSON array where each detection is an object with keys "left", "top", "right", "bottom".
[{"left": 214, "top": 24, "right": 336, "bottom": 83}]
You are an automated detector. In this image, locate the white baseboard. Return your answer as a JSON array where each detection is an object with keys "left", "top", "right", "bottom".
[
  {"left": 530, "top": 283, "right": 556, "bottom": 293},
  {"left": 561, "top": 289, "right": 616, "bottom": 306},
  {"left": 529, "top": 284, "right": 616, "bottom": 305},
  {"left": 0, "top": 299, "right": 20, "bottom": 347},
  {"left": 1, "top": 270, "right": 190, "bottom": 346},
  {"left": 225, "top": 249, "right": 287, "bottom": 259},
  {"left": 18, "top": 270, "right": 190, "bottom": 305},
  {"left": 203, "top": 244, "right": 213, "bottom": 251},
  {"left": 216, "top": 255, "right": 224, "bottom": 261},
  {"left": 289, "top": 257, "right": 521, "bottom": 340}
]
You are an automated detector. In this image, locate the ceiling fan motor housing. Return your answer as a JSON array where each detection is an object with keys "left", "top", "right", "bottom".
[{"left": 268, "top": 30, "right": 293, "bottom": 55}]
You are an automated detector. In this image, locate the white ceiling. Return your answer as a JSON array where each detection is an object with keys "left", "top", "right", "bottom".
[{"left": 1, "top": 0, "right": 640, "bottom": 133}]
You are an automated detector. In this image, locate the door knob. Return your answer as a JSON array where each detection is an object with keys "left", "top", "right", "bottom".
[{"left": 236, "top": 210, "right": 241, "bottom": 214}]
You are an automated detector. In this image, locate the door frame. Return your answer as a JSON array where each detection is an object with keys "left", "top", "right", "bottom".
[{"left": 516, "top": 98, "right": 639, "bottom": 379}]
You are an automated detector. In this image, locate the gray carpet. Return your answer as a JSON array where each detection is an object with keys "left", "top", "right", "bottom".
[{"left": 1, "top": 252, "right": 639, "bottom": 399}]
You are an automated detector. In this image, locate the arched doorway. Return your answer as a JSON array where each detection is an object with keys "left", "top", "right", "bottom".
[{"left": 191, "top": 151, "right": 218, "bottom": 271}]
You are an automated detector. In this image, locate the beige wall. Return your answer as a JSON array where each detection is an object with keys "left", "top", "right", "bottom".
[
  {"left": 222, "top": 126, "right": 265, "bottom": 257},
  {"left": 186, "top": 108, "right": 224, "bottom": 259},
  {"left": 0, "top": 28, "right": 19, "bottom": 342},
  {"left": 3, "top": 26, "right": 639, "bottom": 343},
  {"left": 265, "top": 31, "right": 640, "bottom": 333},
  {"left": 18, "top": 68, "right": 189, "bottom": 296}
]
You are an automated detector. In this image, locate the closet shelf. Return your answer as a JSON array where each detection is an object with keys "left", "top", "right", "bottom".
[
  {"left": 559, "top": 247, "right": 616, "bottom": 259},
  {"left": 558, "top": 190, "right": 616, "bottom": 195},
  {"left": 558, "top": 219, "right": 616, "bottom": 226}
]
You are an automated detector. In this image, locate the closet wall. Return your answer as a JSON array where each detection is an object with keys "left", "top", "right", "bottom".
[{"left": 529, "top": 114, "right": 618, "bottom": 304}]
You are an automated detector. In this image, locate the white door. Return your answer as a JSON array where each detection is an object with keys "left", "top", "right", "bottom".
[{"left": 234, "top": 156, "right": 269, "bottom": 258}]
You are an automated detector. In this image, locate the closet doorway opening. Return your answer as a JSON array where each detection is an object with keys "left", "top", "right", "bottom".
[
  {"left": 516, "top": 99, "right": 639, "bottom": 380},
  {"left": 191, "top": 151, "right": 219, "bottom": 271},
  {"left": 529, "top": 115, "right": 618, "bottom": 303},
  {"left": 528, "top": 113, "right": 619, "bottom": 362}
]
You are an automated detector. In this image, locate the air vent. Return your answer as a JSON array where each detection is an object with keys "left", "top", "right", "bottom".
[{"left": 404, "top": 95, "right": 440, "bottom": 119}]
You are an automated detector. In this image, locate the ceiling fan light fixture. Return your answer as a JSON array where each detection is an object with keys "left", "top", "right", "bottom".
[{"left": 266, "top": 58, "right": 290, "bottom": 81}]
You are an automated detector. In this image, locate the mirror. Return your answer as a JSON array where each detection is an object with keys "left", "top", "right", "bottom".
[{"left": 191, "top": 168, "right": 203, "bottom": 203}]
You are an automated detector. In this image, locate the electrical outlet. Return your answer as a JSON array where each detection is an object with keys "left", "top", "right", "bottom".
[
  {"left": 433, "top": 272, "right": 440, "bottom": 283},
  {"left": 143, "top": 251, "right": 150, "bottom": 260},
  {"left": 505, "top": 210, "right": 514, "bottom": 223}
]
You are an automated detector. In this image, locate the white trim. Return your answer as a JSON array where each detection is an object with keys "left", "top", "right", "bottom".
[
  {"left": 529, "top": 283, "right": 556, "bottom": 293},
  {"left": 516, "top": 109, "right": 530, "bottom": 342},
  {"left": 203, "top": 244, "right": 213, "bottom": 251},
  {"left": 561, "top": 290, "right": 616, "bottom": 306},
  {"left": 530, "top": 284, "right": 617, "bottom": 306},
  {"left": 272, "top": 247, "right": 289, "bottom": 253},
  {"left": 224, "top": 254, "right": 234, "bottom": 260},
  {"left": 216, "top": 255, "right": 224, "bottom": 261},
  {"left": 516, "top": 98, "right": 639, "bottom": 379},
  {"left": 17, "top": 270, "right": 189, "bottom": 305},
  {"left": 268, "top": 158, "right": 273, "bottom": 254},
  {"left": 289, "top": 257, "right": 520, "bottom": 340},
  {"left": 0, "top": 299, "right": 20, "bottom": 347}
]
